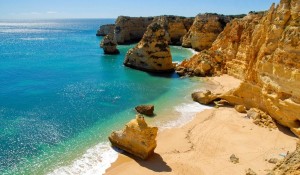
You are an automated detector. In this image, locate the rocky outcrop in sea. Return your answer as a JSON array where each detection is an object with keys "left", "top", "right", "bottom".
[
  {"left": 100, "top": 33, "right": 120, "bottom": 54},
  {"left": 96, "top": 24, "right": 115, "bottom": 36},
  {"left": 124, "top": 16, "right": 174, "bottom": 73}
]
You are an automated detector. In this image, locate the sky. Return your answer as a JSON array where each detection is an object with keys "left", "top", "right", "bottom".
[{"left": 0, "top": 0, "right": 280, "bottom": 19}]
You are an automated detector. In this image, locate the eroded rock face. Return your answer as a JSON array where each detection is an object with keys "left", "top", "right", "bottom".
[
  {"left": 124, "top": 16, "right": 174, "bottom": 72},
  {"left": 108, "top": 115, "right": 158, "bottom": 160},
  {"left": 181, "top": 0, "right": 300, "bottom": 137},
  {"left": 114, "top": 15, "right": 193, "bottom": 45},
  {"left": 114, "top": 16, "right": 154, "bottom": 44},
  {"left": 164, "top": 16, "right": 194, "bottom": 45},
  {"left": 100, "top": 33, "right": 120, "bottom": 54},
  {"left": 179, "top": 13, "right": 264, "bottom": 77},
  {"left": 96, "top": 24, "right": 115, "bottom": 36},
  {"left": 182, "top": 13, "right": 233, "bottom": 51}
]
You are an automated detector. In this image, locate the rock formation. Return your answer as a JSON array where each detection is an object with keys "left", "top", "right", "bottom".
[
  {"left": 191, "top": 90, "right": 219, "bottom": 105},
  {"left": 164, "top": 16, "right": 194, "bottom": 45},
  {"left": 182, "top": 13, "right": 233, "bottom": 51},
  {"left": 181, "top": 0, "right": 300, "bottom": 137},
  {"left": 108, "top": 115, "right": 158, "bottom": 160},
  {"left": 269, "top": 141, "right": 300, "bottom": 175},
  {"left": 110, "top": 15, "right": 194, "bottom": 45},
  {"left": 96, "top": 24, "right": 115, "bottom": 36},
  {"left": 124, "top": 16, "right": 174, "bottom": 72},
  {"left": 135, "top": 105, "right": 154, "bottom": 116},
  {"left": 246, "top": 108, "right": 277, "bottom": 129},
  {"left": 100, "top": 33, "right": 120, "bottom": 54},
  {"left": 234, "top": 105, "right": 246, "bottom": 113},
  {"left": 114, "top": 16, "right": 154, "bottom": 44}
]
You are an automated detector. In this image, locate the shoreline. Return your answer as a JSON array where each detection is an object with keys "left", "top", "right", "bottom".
[{"left": 105, "top": 75, "right": 298, "bottom": 175}]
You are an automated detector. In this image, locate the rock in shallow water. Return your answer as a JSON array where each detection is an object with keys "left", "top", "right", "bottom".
[
  {"left": 108, "top": 115, "right": 158, "bottom": 160},
  {"left": 100, "top": 33, "right": 120, "bottom": 55},
  {"left": 135, "top": 105, "right": 154, "bottom": 116}
]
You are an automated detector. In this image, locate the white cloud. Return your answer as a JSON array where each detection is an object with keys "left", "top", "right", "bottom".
[{"left": 47, "top": 11, "right": 58, "bottom": 14}]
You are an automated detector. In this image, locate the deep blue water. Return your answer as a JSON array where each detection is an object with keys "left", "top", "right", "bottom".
[{"left": 0, "top": 19, "right": 195, "bottom": 174}]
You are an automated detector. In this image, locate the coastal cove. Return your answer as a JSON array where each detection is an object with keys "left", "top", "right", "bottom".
[
  {"left": 0, "top": 19, "right": 204, "bottom": 174},
  {"left": 1, "top": 0, "right": 299, "bottom": 174}
]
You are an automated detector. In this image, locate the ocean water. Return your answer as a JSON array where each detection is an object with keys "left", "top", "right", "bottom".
[{"left": 0, "top": 19, "right": 209, "bottom": 175}]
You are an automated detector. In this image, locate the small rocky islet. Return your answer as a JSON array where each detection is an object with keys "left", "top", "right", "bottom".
[{"left": 99, "top": 0, "right": 299, "bottom": 172}]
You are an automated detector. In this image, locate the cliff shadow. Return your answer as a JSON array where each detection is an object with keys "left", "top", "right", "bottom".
[
  {"left": 276, "top": 123, "right": 298, "bottom": 138},
  {"left": 147, "top": 72, "right": 179, "bottom": 79},
  {"left": 116, "top": 150, "right": 172, "bottom": 173}
]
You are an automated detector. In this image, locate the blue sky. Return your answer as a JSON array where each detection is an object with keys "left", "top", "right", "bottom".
[{"left": 0, "top": 0, "right": 280, "bottom": 19}]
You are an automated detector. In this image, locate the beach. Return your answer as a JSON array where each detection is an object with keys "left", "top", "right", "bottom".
[{"left": 106, "top": 75, "right": 298, "bottom": 175}]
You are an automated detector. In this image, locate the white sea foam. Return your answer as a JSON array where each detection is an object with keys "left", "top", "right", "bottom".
[
  {"left": 20, "top": 37, "right": 48, "bottom": 41},
  {"left": 161, "top": 102, "right": 212, "bottom": 129},
  {"left": 48, "top": 142, "right": 118, "bottom": 175},
  {"left": 188, "top": 48, "right": 199, "bottom": 55}
]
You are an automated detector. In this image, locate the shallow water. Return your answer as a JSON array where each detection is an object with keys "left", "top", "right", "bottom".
[{"left": 0, "top": 19, "right": 205, "bottom": 174}]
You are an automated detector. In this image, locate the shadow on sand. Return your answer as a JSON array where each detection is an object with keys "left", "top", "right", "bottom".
[{"left": 119, "top": 151, "right": 172, "bottom": 173}]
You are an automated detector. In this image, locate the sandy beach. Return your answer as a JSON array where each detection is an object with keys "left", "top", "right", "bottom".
[{"left": 105, "top": 75, "right": 298, "bottom": 175}]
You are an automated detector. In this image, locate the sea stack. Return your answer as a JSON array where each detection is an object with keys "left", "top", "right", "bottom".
[
  {"left": 100, "top": 33, "right": 120, "bottom": 55},
  {"left": 124, "top": 16, "right": 174, "bottom": 73},
  {"left": 108, "top": 115, "right": 158, "bottom": 160}
]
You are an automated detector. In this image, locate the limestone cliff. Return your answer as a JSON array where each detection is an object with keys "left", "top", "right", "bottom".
[
  {"left": 182, "top": 13, "right": 233, "bottom": 51},
  {"left": 114, "top": 16, "right": 154, "bottom": 44},
  {"left": 164, "top": 16, "right": 194, "bottom": 45},
  {"left": 124, "top": 16, "right": 174, "bottom": 73},
  {"left": 181, "top": 0, "right": 300, "bottom": 137},
  {"left": 109, "top": 115, "right": 158, "bottom": 160},
  {"left": 114, "top": 15, "right": 193, "bottom": 45},
  {"left": 96, "top": 24, "right": 115, "bottom": 36}
]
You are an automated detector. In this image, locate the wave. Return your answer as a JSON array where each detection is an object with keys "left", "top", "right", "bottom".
[
  {"left": 48, "top": 142, "right": 118, "bottom": 175},
  {"left": 187, "top": 48, "right": 199, "bottom": 55},
  {"left": 161, "top": 102, "right": 212, "bottom": 129}
]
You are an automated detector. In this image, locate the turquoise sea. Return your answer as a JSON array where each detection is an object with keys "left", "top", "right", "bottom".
[{"left": 0, "top": 19, "right": 209, "bottom": 174}]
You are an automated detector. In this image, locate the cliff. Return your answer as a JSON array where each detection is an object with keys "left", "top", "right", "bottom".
[
  {"left": 114, "top": 16, "right": 154, "bottom": 44},
  {"left": 124, "top": 16, "right": 174, "bottom": 73},
  {"left": 96, "top": 24, "right": 115, "bottom": 36},
  {"left": 180, "top": 0, "right": 300, "bottom": 137},
  {"left": 182, "top": 13, "right": 233, "bottom": 51},
  {"left": 164, "top": 16, "right": 194, "bottom": 45},
  {"left": 114, "top": 16, "right": 193, "bottom": 45}
]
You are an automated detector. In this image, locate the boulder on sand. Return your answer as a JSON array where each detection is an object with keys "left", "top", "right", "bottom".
[
  {"left": 191, "top": 90, "right": 219, "bottom": 105},
  {"left": 108, "top": 115, "right": 158, "bottom": 160}
]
